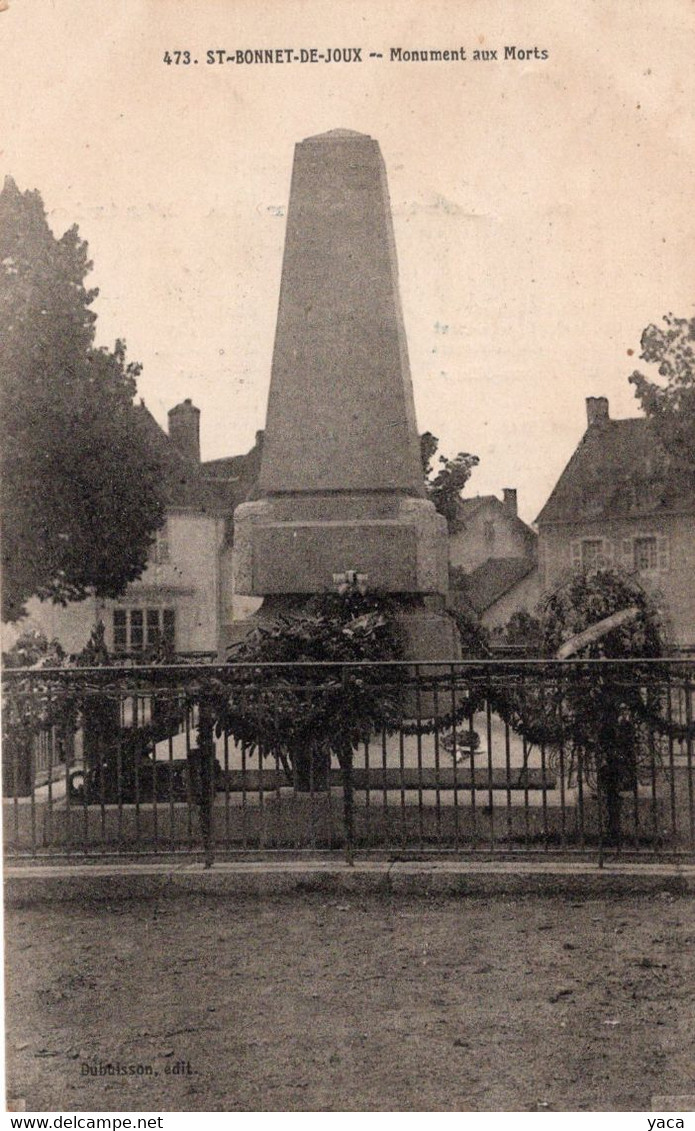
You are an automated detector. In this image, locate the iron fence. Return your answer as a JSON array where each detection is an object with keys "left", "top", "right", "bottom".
[{"left": 2, "top": 658, "right": 694, "bottom": 865}]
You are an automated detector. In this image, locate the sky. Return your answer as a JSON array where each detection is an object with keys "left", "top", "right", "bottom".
[{"left": 1, "top": 0, "right": 694, "bottom": 522}]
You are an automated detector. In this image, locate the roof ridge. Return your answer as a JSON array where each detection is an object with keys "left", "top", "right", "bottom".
[{"left": 536, "top": 417, "right": 694, "bottom": 524}]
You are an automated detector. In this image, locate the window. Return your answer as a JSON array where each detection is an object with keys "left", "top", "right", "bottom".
[
  {"left": 148, "top": 522, "right": 170, "bottom": 565},
  {"left": 621, "top": 534, "right": 670, "bottom": 574},
  {"left": 113, "top": 608, "right": 176, "bottom": 653},
  {"left": 483, "top": 520, "right": 495, "bottom": 546},
  {"left": 570, "top": 537, "right": 614, "bottom": 572},
  {"left": 634, "top": 536, "right": 657, "bottom": 572},
  {"left": 581, "top": 539, "right": 603, "bottom": 570}
]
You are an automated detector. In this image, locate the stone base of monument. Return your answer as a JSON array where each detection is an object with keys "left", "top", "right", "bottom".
[
  {"left": 221, "top": 595, "right": 462, "bottom": 725},
  {"left": 395, "top": 605, "right": 463, "bottom": 719},
  {"left": 232, "top": 494, "right": 449, "bottom": 598}
]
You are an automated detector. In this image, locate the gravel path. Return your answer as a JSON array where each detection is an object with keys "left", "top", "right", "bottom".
[{"left": 5, "top": 892, "right": 695, "bottom": 1111}]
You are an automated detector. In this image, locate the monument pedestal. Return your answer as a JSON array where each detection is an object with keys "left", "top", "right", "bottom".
[{"left": 233, "top": 493, "right": 448, "bottom": 598}]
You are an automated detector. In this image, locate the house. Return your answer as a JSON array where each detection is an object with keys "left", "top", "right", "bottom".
[
  {"left": 448, "top": 489, "right": 540, "bottom": 630},
  {"left": 536, "top": 396, "right": 695, "bottom": 651},
  {"left": 197, "top": 425, "right": 264, "bottom": 626},
  {"left": 2, "top": 400, "right": 260, "bottom": 658}
]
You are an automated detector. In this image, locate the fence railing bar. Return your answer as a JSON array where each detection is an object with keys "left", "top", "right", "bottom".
[
  {"left": 325, "top": 740, "right": 336, "bottom": 853},
  {"left": 558, "top": 734, "right": 567, "bottom": 850},
  {"left": 450, "top": 665, "right": 460, "bottom": 852},
  {"left": 241, "top": 740, "right": 249, "bottom": 853},
  {"left": 415, "top": 666, "right": 424, "bottom": 851},
  {"left": 115, "top": 719, "right": 125, "bottom": 853},
  {"left": 540, "top": 738, "right": 549, "bottom": 852},
  {"left": 45, "top": 729, "right": 53, "bottom": 851},
  {"left": 468, "top": 708, "right": 478, "bottom": 851},
  {"left": 63, "top": 749, "right": 72, "bottom": 858},
  {"left": 223, "top": 729, "right": 230, "bottom": 848},
  {"left": 596, "top": 768, "right": 605, "bottom": 869},
  {"left": 364, "top": 736, "right": 372, "bottom": 851},
  {"left": 398, "top": 725, "right": 406, "bottom": 851},
  {"left": 576, "top": 748, "right": 585, "bottom": 852},
  {"left": 686, "top": 682, "right": 694, "bottom": 851},
  {"left": 432, "top": 685, "right": 442, "bottom": 847},
  {"left": 649, "top": 724, "right": 660, "bottom": 857},
  {"left": 258, "top": 739, "right": 266, "bottom": 852},
  {"left": 486, "top": 697, "right": 494, "bottom": 852},
  {"left": 381, "top": 726, "right": 389, "bottom": 845},
  {"left": 167, "top": 720, "right": 176, "bottom": 854}
]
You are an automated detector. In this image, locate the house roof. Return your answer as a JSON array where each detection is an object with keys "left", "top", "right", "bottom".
[
  {"left": 200, "top": 433, "right": 263, "bottom": 511},
  {"left": 536, "top": 416, "right": 695, "bottom": 525},
  {"left": 455, "top": 557, "right": 537, "bottom": 615},
  {"left": 455, "top": 494, "right": 538, "bottom": 552},
  {"left": 131, "top": 404, "right": 263, "bottom": 516},
  {"left": 132, "top": 403, "right": 222, "bottom": 511},
  {"left": 457, "top": 495, "right": 498, "bottom": 520}
]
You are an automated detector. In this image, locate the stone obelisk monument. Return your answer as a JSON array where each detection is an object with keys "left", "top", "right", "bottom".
[{"left": 231, "top": 129, "right": 458, "bottom": 660}]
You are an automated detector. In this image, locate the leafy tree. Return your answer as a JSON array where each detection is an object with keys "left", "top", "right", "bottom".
[
  {"left": 420, "top": 431, "right": 439, "bottom": 478},
  {"left": 0, "top": 177, "right": 166, "bottom": 622},
  {"left": 491, "top": 609, "right": 543, "bottom": 652},
  {"left": 2, "top": 620, "right": 189, "bottom": 803},
  {"left": 448, "top": 602, "right": 490, "bottom": 659},
  {"left": 494, "top": 570, "right": 668, "bottom": 842},
  {"left": 420, "top": 432, "right": 479, "bottom": 531},
  {"left": 216, "top": 590, "right": 408, "bottom": 794},
  {"left": 2, "top": 627, "right": 66, "bottom": 670},
  {"left": 1, "top": 628, "right": 71, "bottom": 796},
  {"left": 629, "top": 313, "right": 695, "bottom": 472}
]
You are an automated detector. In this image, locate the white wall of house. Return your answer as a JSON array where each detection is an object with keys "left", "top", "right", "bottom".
[
  {"left": 538, "top": 515, "right": 695, "bottom": 650},
  {"left": 105, "top": 509, "right": 223, "bottom": 655},
  {"left": 449, "top": 502, "right": 531, "bottom": 573},
  {"left": 1, "top": 509, "right": 225, "bottom": 658}
]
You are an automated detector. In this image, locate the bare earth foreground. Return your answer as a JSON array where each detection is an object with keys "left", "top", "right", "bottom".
[{"left": 5, "top": 892, "right": 695, "bottom": 1112}]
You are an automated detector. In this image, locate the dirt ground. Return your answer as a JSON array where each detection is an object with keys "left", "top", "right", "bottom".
[{"left": 4, "top": 890, "right": 695, "bottom": 1112}]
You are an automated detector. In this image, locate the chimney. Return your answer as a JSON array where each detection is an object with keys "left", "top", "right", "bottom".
[
  {"left": 502, "top": 488, "right": 517, "bottom": 517},
  {"left": 168, "top": 399, "right": 200, "bottom": 463},
  {"left": 586, "top": 396, "right": 610, "bottom": 428}
]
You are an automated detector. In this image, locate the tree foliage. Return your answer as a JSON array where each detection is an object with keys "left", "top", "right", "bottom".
[
  {"left": 629, "top": 313, "right": 695, "bottom": 472},
  {"left": 420, "top": 431, "right": 479, "bottom": 531},
  {"left": 494, "top": 570, "right": 669, "bottom": 840},
  {"left": 2, "top": 630, "right": 76, "bottom": 788},
  {"left": 215, "top": 591, "right": 408, "bottom": 786},
  {"left": 2, "top": 620, "right": 187, "bottom": 806},
  {"left": 491, "top": 609, "right": 543, "bottom": 653},
  {"left": 419, "top": 431, "right": 439, "bottom": 479},
  {"left": 0, "top": 177, "right": 166, "bottom": 622}
]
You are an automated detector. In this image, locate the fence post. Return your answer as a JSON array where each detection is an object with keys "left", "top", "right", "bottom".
[
  {"left": 197, "top": 695, "right": 216, "bottom": 868},
  {"left": 596, "top": 761, "right": 605, "bottom": 870},
  {"left": 341, "top": 743, "right": 355, "bottom": 866},
  {"left": 340, "top": 666, "right": 355, "bottom": 865}
]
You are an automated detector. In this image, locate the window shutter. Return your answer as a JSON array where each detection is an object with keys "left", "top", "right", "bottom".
[
  {"left": 621, "top": 538, "right": 634, "bottom": 572},
  {"left": 570, "top": 540, "right": 581, "bottom": 570},
  {"left": 658, "top": 536, "right": 670, "bottom": 571},
  {"left": 602, "top": 538, "right": 615, "bottom": 567}
]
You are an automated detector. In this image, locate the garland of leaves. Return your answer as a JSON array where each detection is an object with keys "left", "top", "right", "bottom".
[{"left": 4, "top": 580, "right": 693, "bottom": 787}]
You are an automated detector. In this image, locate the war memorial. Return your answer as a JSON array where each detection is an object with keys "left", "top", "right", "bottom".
[{"left": 230, "top": 129, "right": 459, "bottom": 662}]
